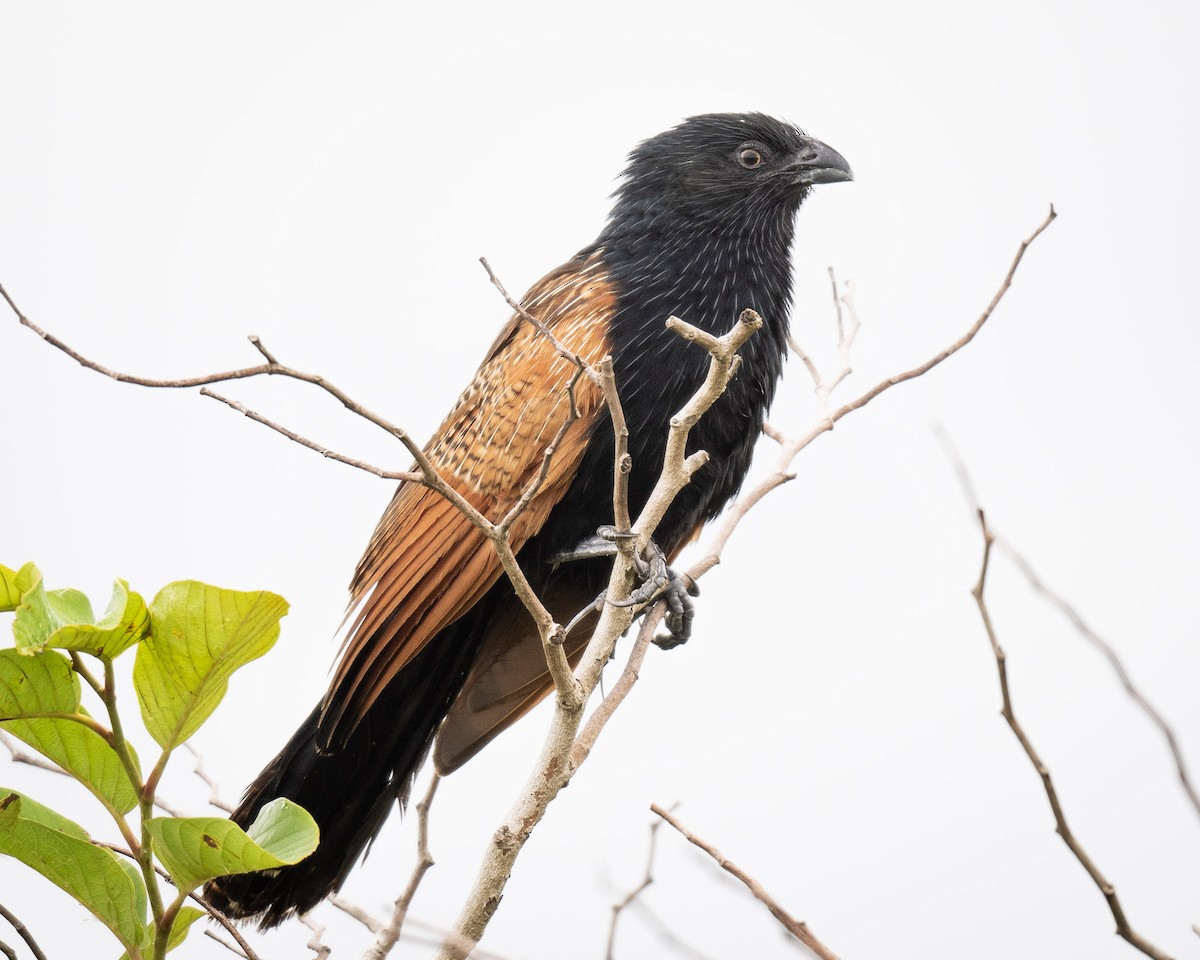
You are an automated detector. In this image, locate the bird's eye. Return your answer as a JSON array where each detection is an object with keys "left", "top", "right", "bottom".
[{"left": 737, "top": 147, "right": 763, "bottom": 169}]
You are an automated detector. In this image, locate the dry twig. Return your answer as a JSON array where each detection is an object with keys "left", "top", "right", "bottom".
[
  {"left": 688, "top": 206, "right": 1057, "bottom": 585},
  {"left": 606, "top": 804, "right": 671, "bottom": 960},
  {"left": 996, "top": 541, "right": 1200, "bottom": 822},
  {"left": 183, "top": 742, "right": 235, "bottom": 814},
  {"left": 650, "top": 804, "right": 839, "bottom": 960},
  {"left": 935, "top": 424, "right": 1199, "bottom": 823},
  {"left": 0, "top": 731, "right": 63, "bottom": 776},
  {"left": 0, "top": 903, "right": 48, "bottom": 960},
  {"left": 299, "top": 912, "right": 332, "bottom": 960},
  {"left": 362, "top": 772, "right": 440, "bottom": 960},
  {"left": 965, "top": 505, "right": 1175, "bottom": 959},
  {"left": 432, "top": 311, "right": 762, "bottom": 960}
]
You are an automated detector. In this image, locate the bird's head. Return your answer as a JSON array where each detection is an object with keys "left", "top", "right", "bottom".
[{"left": 609, "top": 112, "right": 852, "bottom": 229}]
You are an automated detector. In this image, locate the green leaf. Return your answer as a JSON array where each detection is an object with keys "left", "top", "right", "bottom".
[
  {"left": 0, "top": 787, "right": 88, "bottom": 838},
  {"left": 0, "top": 791, "right": 17, "bottom": 830},
  {"left": 4, "top": 715, "right": 140, "bottom": 815},
  {"left": 0, "top": 562, "right": 39, "bottom": 613},
  {"left": 0, "top": 649, "right": 139, "bottom": 813},
  {"left": 8, "top": 565, "right": 150, "bottom": 659},
  {"left": 0, "top": 648, "right": 81, "bottom": 715},
  {"left": 0, "top": 788, "right": 147, "bottom": 953},
  {"left": 146, "top": 798, "right": 317, "bottom": 892},
  {"left": 48, "top": 579, "right": 151, "bottom": 659},
  {"left": 135, "top": 582, "right": 288, "bottom": 750},
  {"left": 11, "top": 565, "right": 98, "bottom": 654}
]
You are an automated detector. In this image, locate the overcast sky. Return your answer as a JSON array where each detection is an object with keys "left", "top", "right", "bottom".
[{"left": 2, "top": 2, "right": 1198, "bottom": 959}]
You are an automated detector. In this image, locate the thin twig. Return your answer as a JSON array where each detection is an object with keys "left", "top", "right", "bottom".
[
  {"left": 478, "top": 258, "right": 597, "bottom": 379},
  {"left": 0, "top": 274, "right": 588, "bottom": 707},
  {"left": 996, "top": 539, "right": 1200, "bottom": 822},
  {"left": 0, "top": 731, "right": 63, "bottom": 775},
  {"left": 0, "top": 903, "right": 48, "bottom": 960},
  {"left": 570, "top": 604, "right": 663, "bottom": 772},
  {"left": 650, "top": 805, "right": 839, "bottom": 960},
  {"left": 0, "top": 939, "right": 17, "bottom": 960},
  {"left": 966, "top": 506, "right": 1175, "bottom": 960},
  {"left": 362, "top": 772, "right": 440, "bottom": 960},
  {"left": 624, "top": 900, "right": 718, "bottom": 960},
  {"left": 329, "top": 895, "right": 382, "bottom": 934},
  {"left": 434, "top": 311, "right": 762, "bottom": 960},
  {"left": 182, "top": 742, "right": 236, "bottom": 814},
  {"left": 201, "top": 388, "right": 420, "bottom": 482},
  {"left": 203, "top": 929, "right": 250, "bottom": 959},
  {"left": 934, "top": 425, "right": 1200, "bottom": 823},
  {"left": 300, "top": 912, "right": 332, "bottom": 960},
  {"left": 687, "top": 205, "right": 1058, "bottom": 585},
  {"left": 597, "top": 357, "right": 633, "bottom": 535},
  {"left": 606, "top": 804, "right": 672, "bottom": 960}
]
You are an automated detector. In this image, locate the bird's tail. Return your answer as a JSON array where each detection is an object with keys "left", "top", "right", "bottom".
[{"left": 204, "top": 625, "right": 481, "bottom": 927}]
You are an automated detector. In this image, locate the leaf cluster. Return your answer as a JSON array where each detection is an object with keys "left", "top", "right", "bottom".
[{"left": 0, "top": 563, "right": 316, "bottom": 959}]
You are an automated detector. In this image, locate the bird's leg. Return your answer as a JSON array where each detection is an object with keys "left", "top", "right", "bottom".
[
  {"left": 549, "top": 525, "right": 634, "bottom": 566},
  {"left": 551, "top": 527, "right": 697, "bottom": 647}
]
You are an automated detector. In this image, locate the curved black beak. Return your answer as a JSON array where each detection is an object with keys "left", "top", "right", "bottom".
[{"left": 785, "top": 137, "right": 853, "bottom": 185}]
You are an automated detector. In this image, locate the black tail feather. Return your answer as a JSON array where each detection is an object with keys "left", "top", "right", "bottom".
[{"left": 205, "top": 622, "right": 482, "bottom": 927}]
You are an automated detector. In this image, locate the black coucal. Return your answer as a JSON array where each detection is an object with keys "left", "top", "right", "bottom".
[{"left": 207, "top": 113, "right": 852, "bottom": 925}]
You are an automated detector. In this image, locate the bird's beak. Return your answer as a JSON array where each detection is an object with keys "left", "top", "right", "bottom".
[{"left": 785, "top": 137, "right": 853, "bottom": 185}]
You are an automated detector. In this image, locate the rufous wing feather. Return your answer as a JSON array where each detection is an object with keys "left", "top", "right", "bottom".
[{"left": 318, "top": 253, "right": 616, "bottom": 745}]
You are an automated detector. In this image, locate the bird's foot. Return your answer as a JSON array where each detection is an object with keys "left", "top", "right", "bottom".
[
  {"left": 551, "top": 527, "right": 697, "bottom": 648},
  {"left": 610, "top": 539, "right": 698, "bottom": 648}
]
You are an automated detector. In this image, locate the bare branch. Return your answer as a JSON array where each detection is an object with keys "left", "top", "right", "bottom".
[
  {"left": 0, "top": 939, "right": 18, "bottom": 960},
  {"left": 688, "top": 205, "right": 1057, "bottom": 584},
  {"left": 0, "top": 731, "right": 63, "bottom": 776},
  {"left": 434, "top": 310, "right": 762, "bottom": 960},
  {"left": 200, "top": 388, "right": 421, "bottom": 482},
  {"left": 598, "top": 357, "right": 633, "bottom": 534},
  {"left": 299, "top": 913, "right": 332, "bottom": 960},
  {"left": 203, "top": 929, "right": 250, "bottom": 959},
  {"left": 0, "top": 903, "right": 48, "bottom": 960},
  {"left": 328, "top": 895, "right": 383, "bottom": 934},
  {"left": 362, "top": 772, "right": 440, "bottom": 960},
  {"left": 570, "top": 604, "right": 663, "bottom": 770},
  {"left": 935, "top": 426, "right": 1200, "bottom": 822},
  {"left": 963, "top": 504, "right": 1175, "bottom": 959},
  {"left": 478, "top": 258, "right": 598, "bottom": 379},
  {"left": 650, "top": 805, "right": 840, "bottom": 960},
  {"left": 996, "top": 539, "right": 1200, "bottom": 822},
  {"left": 606, "top": 804, "right": 672, "bottom": 960},
  {"left": 182, "top": 742, "right": 235, "bottom": 814}
]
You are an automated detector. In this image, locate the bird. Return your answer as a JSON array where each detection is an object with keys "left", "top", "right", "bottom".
[{"left": 206, "top": 112, "right": 852, "bottom": 925}]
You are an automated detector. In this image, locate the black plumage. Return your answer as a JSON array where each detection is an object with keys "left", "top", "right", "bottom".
[{"left": 206, "top": 112, "right": 851, "bottom": 925}]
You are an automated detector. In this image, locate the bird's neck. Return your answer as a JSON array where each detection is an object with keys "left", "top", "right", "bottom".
[
  {"left": 597, "top": 205, "right": 797, "bottom": 341},
  {"left": 595, "top": 205, "right": 798, "bottom": 413}
]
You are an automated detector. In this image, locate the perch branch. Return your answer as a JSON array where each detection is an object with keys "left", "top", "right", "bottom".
[{"left": 433, "top": 310, "right": 761, "bottom": 960}]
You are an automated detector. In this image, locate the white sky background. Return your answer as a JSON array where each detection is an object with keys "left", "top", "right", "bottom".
[{"left": 2, "top": 1, "right": 1198, "bottom": 958}]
